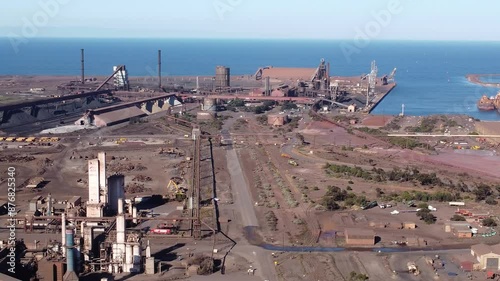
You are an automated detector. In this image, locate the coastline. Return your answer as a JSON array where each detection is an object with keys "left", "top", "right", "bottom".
[{"left": 466, "top": 74, "right": 500, "bottom": 88}]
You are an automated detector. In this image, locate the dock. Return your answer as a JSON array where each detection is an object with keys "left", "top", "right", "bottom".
[{"left": 368, "top": 83, "right": 397, "bottom": 113}]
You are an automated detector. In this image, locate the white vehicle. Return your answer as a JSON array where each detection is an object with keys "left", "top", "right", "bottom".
[{"left": 390, "top": 210, "right": 399, "bottom": 215}]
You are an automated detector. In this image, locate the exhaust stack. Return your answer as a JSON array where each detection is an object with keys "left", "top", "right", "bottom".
[
  {"left": 158, "top": 50, "right": 162, "bottom": 89},
  {"left": 63, "top": 229, "right": 79, "bottom": 281},
  {"left": 81, "top": 49, "right": 85, "bottom": 84}
]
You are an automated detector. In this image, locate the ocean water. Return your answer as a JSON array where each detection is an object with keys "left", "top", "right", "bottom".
[{"left": 1, "top": 38, "right": 500, "bottom": 120}]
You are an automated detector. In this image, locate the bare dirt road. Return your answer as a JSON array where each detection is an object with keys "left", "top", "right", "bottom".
[
  {"left": 226, "top": 148, "right": 259, "bottom": 227},
  {"left": 224, "top": 127, "right": 277, "bottom": 281}
]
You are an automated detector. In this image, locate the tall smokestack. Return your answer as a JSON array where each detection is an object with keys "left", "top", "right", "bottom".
[
  {"left": 81, "top": 49, "right": 85, "bottom": 84},
  {"left": 62, "top": 213, "right": 66, "bottom": 257},
  {"left": 158, "top": 50, "right": 162, "bottom": 89},
  {"left": 63, "top": 229, "right": 79, "bottom": 280}
]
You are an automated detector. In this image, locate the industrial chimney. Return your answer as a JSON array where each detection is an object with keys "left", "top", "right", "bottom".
[
  {"left": 81, "top": 49, "right": 85, "bottom": 84},
  {"left": 63, "top": 229, "right": 79, "bottom": 281},
  {"left": 158, "top": 50, "right": 162, "bottom": 89}
]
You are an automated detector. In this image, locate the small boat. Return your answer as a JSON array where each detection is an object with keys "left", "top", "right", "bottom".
[{"left": 477, "top": 95, "right": 495, "bottom": 111}]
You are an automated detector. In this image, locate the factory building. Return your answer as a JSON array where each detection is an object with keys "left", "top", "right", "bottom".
[
  {"left": 254, "top": 59, "right": 330, "bottom": 92},
  {"left": 471, "top": 243, "right": 500, "bottom": 270},
  {"left": 344, "top": 228, "right": 376, "bottom": 245},
  {"left": 255, "top": 67, "right": 318, "bottom": 82},
  {"left": 445, "top": 222, "right": 474, "bottom": 238},
  {"left": 3, "top": 146, "right": 161, "bottom": 279}
]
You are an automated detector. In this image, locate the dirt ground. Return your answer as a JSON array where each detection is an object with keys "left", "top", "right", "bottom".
[
  {"left": 361, "top": 115, "right": 394, "bottom": 127},
  {"left": 274, "top": 250, "right": 483, "bottom": 281},
  {"left": 476, "top": 121, "right": 500, "bottom": 144}
]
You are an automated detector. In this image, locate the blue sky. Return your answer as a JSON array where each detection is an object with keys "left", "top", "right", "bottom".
[{"left": 1, "top": 0, "right": 499, "bottom": 40}]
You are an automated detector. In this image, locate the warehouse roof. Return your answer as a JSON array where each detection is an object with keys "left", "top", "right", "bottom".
[
  {"left": 94, "top": 106, "right": 147, "bottom": 126},
  {"left": 345, "top": 228, "right": 375, "bottom": 238},
  {"left": 454, "top": 225, "right": 473, "bottom": 233},
  {"left": 472, "top": 243, "right": 500, "bottom": 256},
  {"left": 259, "top": 67, "right": 318, "bottom": 81}
]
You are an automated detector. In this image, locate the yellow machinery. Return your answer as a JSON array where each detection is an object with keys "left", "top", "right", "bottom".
[
  {"left": 5, "top": 137, "right": 15, "bottom": 142},
  {"left": 164, "top": 177, "right": 187, "bottom": 201},
  {"left": 0, "top": 137, "right": 4, "bottom": 141},
  {"left": 25, "top": 137, "right": 36, "bottom": 142},
  {"left": 15, "top": 137, "right": 26, "bottom": 142},
  {"left": 281, "top": 153, "right": 292, "bottom": 159},
  {"left": 115, "top": 138, "right": 127, "bottom": 144}
]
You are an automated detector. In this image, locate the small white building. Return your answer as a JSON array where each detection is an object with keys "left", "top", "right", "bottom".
[{"left": 347, "top": 104, "right": 356, "bottom": 113}]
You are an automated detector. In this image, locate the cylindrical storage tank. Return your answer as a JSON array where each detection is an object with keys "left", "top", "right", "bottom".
[
  {"left": 215, "top": 66, "right": 230, "bottom": 88},
  {"left": 66, "top": 229, "right": 75, "bottom": 273},
  {"left": 108, "top": 175, "right": 125, "bottom": 214},
  {"left": 132, "top": 244, "right": 141, "bottom": 272},
  {"left": 203, "top": 98, "right": 217, "bottom": 112},
  {"left": 125, "top": 244, "right": 133, "bottom": 273}
]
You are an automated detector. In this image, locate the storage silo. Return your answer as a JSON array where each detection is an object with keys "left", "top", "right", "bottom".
[
  {"left": 107, "top": 175, "right": 125, "bottom": 214},
  {"left": 215, "top": 66, "right": 230, "bottom": 89}
]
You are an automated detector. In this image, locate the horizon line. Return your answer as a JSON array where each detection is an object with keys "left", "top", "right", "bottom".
[{"left": 1, "top": 36, "right": 500, "bottom": 43}]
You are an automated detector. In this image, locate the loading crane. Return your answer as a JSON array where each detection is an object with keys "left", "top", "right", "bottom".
[
  {"left": 366, "top": 61, "right": 378, "bottom": 108},
  {"left": 382, "top": 68, "right": 397, "bottom": 85}
]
